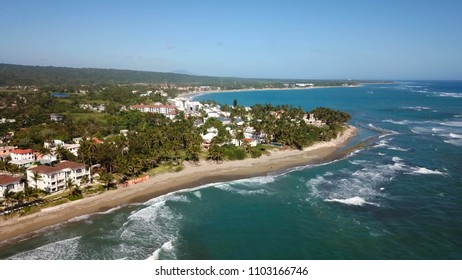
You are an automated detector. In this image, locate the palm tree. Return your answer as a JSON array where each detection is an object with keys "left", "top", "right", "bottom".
[
  {"left": 31, "top": 172, "right": 42, "bottom": 190},
  {"left": 208, "top": 144, "right": 223, "bottom": 163},
  {"left": 80, "top": 175, "right": 89, "bottom": 189},
  {"left": 99, "top": 171, "right": 115, "bottom": 191},
  {"left": 65, "top": 178, "right": 76, "bottom": 193},
  {"left": 23, "top": 184, "right": 36, "bottom": 202},
  {"left": 65, "top": 178, "right": 81, "bottom": 197},
  {"left": 2, "top": 188, "right": 15, "bottom": 207}
]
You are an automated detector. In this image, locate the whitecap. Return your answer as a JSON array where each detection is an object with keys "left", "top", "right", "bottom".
[
  {"left": 444, "top": 139, "right": 462, "bottom": 146},
  {"left": 193, "top": 191, "right": 202, "bottom": 199},
  {"left": 8, "top": 236, "right": 81, "bottom": 260},
  {"left": 387, "top": 146, "right": 409, "bottom": 152},
  {"left": 324, "top": 196, "right": 379, "bottom": 207},
  {"left": 411, "top": 167, "right": 444, "bottom": 175},
  {"left": 403, "top": 106, "right": 432, "bottom": 111},
  {"left": 449, "top": 133, "right": 462, "bottom": 139},
  {"left": 383, "top": 119, "right": 413, "bottom": 125},
  {"left": 432, "top": 127, "right": 446, "bottom": 133},
  {"left": 214, "top": 183, "right": 269, "bottom": 196},
  {"left": 438, "top": 92, "right": 462, "bottom": 98},
  {"left": 373, "top": 139, "right": 389, "bottom": 148},
  {"left": 148, "top": 239, "right": 177, "bottom": 260},
  {"left": 440, "top": 121, "right": 462, "bottom": 127},
  {"left": 392, "top": 157, "right": 403, "bottom": 162},
  {"left": 235, "top": 175, "right": 276, "bottom": 185},
  {"left": 67, "top": 214, "right": 94, "bottom": 223}
]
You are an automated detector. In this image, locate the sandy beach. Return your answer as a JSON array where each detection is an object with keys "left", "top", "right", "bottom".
[
  {"left": 178, "top": 85, "right": 360, "bottom": 99},
  {"left": 0, "top": 126, "right": 357, "bottom": 243}
]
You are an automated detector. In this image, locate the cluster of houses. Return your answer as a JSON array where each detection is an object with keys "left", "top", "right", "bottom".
[
  {"left": 1, "top": 96, "right": 325, "bottom": 202},
  {"left": 131, "top": 97, "right": 324, "bottom": 150},
  {"left": 0, "top": 161, "right": 89, "bottom": 200},
  {"left": 0, "top": 140, "right": 90, "bottom": 200}
]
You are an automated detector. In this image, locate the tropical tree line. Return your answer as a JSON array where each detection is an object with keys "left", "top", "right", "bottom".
[{"left": 76, "top": 112, "right": 203, "bottom": 183}]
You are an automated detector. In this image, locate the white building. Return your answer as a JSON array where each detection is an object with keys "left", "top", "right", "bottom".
[
  {"left": 10, "top": 149, "right": 35, "bottom": 168},
  {"left": 44, "top": 140, "right": 80, "bottom": 157},
  {"left": 130, "top": 104, "right": 178, "bottom": 119},
  {"left": 169, "top": 98, "right": 202, "bottom": 112},
  {"left": 27, "top": 161, "right": 90, "bottom": 193},
  {"left": 303, "top": 113, "right": 324, "bottom": 127},
  {"left": 0, "top": 175, "right": 24, "bottom": 199}
]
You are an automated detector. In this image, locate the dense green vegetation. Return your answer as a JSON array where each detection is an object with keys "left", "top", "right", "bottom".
[{"left": 0, "top": 63, "right": 363, "bottom": 88}]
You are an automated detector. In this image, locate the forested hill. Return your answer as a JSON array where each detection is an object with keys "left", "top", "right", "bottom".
[
  {"left": 0, "top": 63, "right": 368, "bottom": 87},
  {"left": 0, "top": 63, "right": 235, "bottom": 86}
]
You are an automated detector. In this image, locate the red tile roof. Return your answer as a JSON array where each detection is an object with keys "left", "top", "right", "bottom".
[
  {"left": 12, "top": 149, "right": 33, "bottom": 154},
  {"left": 0, "top": 175, "right": 21, "bottom": 185},
  {"left": 131, "top": 104, "right": 176, "bottom": 109},
  {"left": 92, "top": 138, "right": 103, "bottom": 144},
  {"left": 29, "top": 161, "right": 86, "bottom": 174}
]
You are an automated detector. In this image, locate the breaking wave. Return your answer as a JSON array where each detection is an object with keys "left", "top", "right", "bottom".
[
  {"left": 324, "top": 196, "right": 379, "bottom": 207},
  {"left": 8, "top": 236, "right": 81, "bottom": 260},
  {"left": 306, "top": 155, "right": 445, "bottom": 208}
]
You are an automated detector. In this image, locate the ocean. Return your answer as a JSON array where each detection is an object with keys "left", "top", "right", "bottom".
[{"left": 1, "top": 81, "right": 461, "bottom": 259}]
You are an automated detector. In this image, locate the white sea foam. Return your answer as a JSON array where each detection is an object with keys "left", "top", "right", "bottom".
[
  {"left": 403, "top": 106, "right": 432, "bottom": 111},
  {"left": 193, "top": 190, "right": 202, "bottom": 199},
  {"left": 373, "top": 139, "right": 389, "bottom": 148},
  {"left": 8, "top": 236, "right": 81, "bottom": 260},
  {"left": 116, "top": 191, "right": 186, "bottom": 259},
  {"left": 148, "top": 239, "right": 176, "bottom": 260},
  {"left": 411, "top": 167, "right": 444, "bottom": 175},
  {"left": 214, "top": 183, "right": 269, "bottom": 196},
  {"left": 235, "top": 175, "right": 276, "bottom": 185},
  {"left": 67, "top": 214, "right": 94, "bottom": 223},
  {"left": 387, "top": 146, "right": 409, "bottom": 152},
  {"left": 324, "top": 196, "right": 379, "bottom": 207},
  {"left": 440, "top": 121, "right": 462, "bottom": 127},
  {"left": 438, "top": 92, "right": 462, "bottom": 98},
  {"left": 449, "top": 133, "right": 462, "bottom": 138},
  {"left": 307, "top": 153, "right": 447, "bottom": 208},
  {"left": 444, "top": 139, "right": 462, "bottom": 146},
  {"left": 432, "top": 127, "right": 446, "bottom": 133},
  {"left": 349, "top": 160, "right": 368, "bottom": 165},
  {"left": 383, "top": 119, "right": 413, "bottom": 125},
  {"left": 392, "top": 157, "right": 403, "bottom": 162}
]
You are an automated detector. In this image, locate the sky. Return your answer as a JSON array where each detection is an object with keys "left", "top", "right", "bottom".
[{"left": 1, "top": 0, "right": 461, "bottom": 80}]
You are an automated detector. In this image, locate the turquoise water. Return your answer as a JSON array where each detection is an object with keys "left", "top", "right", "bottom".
[{"left": 1, "top": 81, "right": 462, "bottom": 259}]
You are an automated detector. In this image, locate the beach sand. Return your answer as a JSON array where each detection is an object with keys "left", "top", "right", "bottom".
[
  {"left": 0, "top": 126, "right": 357, "bottom": 243},
  {"left": 178, "top": 85, "right": 360, "bottom": 99}
]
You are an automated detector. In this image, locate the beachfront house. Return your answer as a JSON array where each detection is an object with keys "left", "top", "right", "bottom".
[
  {"left": 10, "top": 149, "right": 36, "bottom": 168},
  {"left": 0, "top": 175, "right": 24, "bottom": 200},
  {"left": 27, "top": 161, "right": 90, "bottom": 193}
]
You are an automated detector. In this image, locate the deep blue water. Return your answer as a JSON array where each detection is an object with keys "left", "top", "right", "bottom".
[{"left": 1, "top": 81, "right": 461, "bottom": 259}]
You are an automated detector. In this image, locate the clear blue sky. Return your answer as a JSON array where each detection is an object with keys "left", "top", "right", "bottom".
[{"left": 1, "top": 0, "right": 461, "bottom": 80}]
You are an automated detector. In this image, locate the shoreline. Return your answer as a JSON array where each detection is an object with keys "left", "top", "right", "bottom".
[
  {"left": 0, "top": 126, "right": 357, "bottom": 244},
  {"left": 178, "top": 85, "right": 361, "bottom": 99}
]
